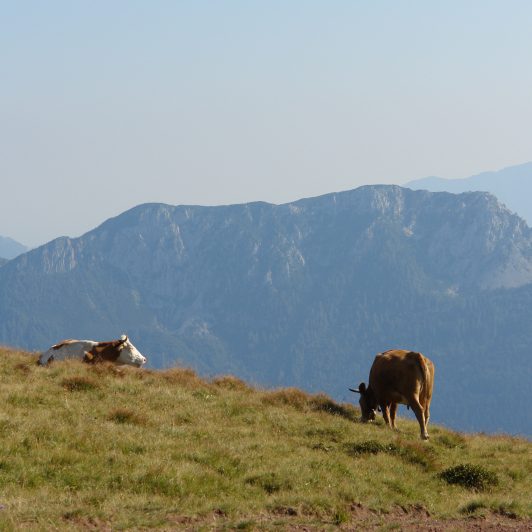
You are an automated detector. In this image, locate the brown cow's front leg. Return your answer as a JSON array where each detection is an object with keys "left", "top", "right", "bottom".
[{"left": 389, "top": 403, "right": 398, "bottom": 429}]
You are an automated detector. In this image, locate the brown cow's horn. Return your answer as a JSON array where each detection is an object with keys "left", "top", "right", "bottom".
[{"left": 349, "top": 388, "right": 360, "bottom": 394}]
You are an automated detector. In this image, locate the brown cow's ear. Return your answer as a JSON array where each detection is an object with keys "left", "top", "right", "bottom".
[
  {"left": 83, "top": 353, "right": 94, "bottom": 363},
  {"left": 359, "top": 382, "right": 366, "bottom": 393}
]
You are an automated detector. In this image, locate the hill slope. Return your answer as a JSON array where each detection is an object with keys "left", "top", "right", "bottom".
[
  {"left": 2, "top": 185, "right": 532, "bottom": 435},
  {"left": 1, "top": 347, "right": 532, "bottom": 531},
  {"left": 404, "top": 161, "right": 532, "bottom": 226}
]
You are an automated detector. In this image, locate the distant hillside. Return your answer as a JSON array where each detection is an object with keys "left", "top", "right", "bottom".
[
  {"left": 404, "top": 161, "right": 532, "bottom": 226},
  {"left": 2, "top": 185, "right": 532, "bottom": 435},
  {"left": 0, "top": 235, "right": 28, "bottom": 260}
]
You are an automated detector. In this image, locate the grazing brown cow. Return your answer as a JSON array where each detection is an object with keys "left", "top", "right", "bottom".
[
  {"left": 350, "top": 350, "right": 434, "bottom": 440},
  {"left": 38, "top": 335, "right": 146, "bottom": 368}
]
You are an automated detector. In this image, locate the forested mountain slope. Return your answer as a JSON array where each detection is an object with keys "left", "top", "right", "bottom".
[{"left": 2, "top": 185, "right": 532, "bottom": 434}]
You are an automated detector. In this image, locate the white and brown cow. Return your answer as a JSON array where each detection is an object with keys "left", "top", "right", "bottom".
[
  {"left": 350, "top": 350, "right": 434, "bottom": 440},
  {"left": 38, "top": 334, "right": 146, "bottom": 368}
]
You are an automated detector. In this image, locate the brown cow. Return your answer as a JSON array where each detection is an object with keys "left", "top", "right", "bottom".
[{"left": 350, "top": 350, "right": 434, "bottom": 440}]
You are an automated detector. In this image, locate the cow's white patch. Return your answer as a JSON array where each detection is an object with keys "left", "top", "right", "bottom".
[{"left": 39, "top": 340, "right": 98, "bottom": 365}]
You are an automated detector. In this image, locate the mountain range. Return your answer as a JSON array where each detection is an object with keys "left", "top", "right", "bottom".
[
  {"left": 2, "top": 185, "right": 532, "bottom": 435},
  {"left": 404, "top": 161, "right": 532, "bottom": 226},
  {"left": 0, "top": 235, "right": 28, "bottom": 260}
]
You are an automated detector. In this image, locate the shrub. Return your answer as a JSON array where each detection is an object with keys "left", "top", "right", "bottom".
[{"left": 439, "top": 463, "right": 498, "bottom": 490}]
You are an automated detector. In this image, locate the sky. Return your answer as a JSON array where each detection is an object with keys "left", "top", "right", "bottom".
[{"left": 1, "top": 2, "right": 532, "bottom": 248}]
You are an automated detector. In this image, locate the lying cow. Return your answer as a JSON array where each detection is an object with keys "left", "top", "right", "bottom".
[
  {"left": 38, "top": 334, "right": 146, "bottom": 368},
  {"left": 350, "top": 350, "right": 434, "bottom": 440}
]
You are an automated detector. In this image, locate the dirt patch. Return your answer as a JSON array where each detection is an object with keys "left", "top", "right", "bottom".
[{"left": 155, "top": 506, "right": 532, "bottom": 532}]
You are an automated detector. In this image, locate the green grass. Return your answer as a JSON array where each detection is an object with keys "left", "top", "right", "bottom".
[{"left": 1, "top": 346, "right": 532, "bottom": 530}]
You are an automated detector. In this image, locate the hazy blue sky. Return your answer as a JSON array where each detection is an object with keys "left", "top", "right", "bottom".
[{"left": 2, "top": 1, "right": 531, "bottom": 247}]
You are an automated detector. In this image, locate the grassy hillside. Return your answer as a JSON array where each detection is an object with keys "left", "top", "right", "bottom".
[{"left": 1, "top": 347, "right": 532, "bottom": 531}]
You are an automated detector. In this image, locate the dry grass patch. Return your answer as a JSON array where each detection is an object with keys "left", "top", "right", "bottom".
[
  {"left": 262, "top": 387, "right": 310, "bottom": 409},
  {"left": 213, "top": 375, "right": 252, "bottom": 391},
  {"left": 106, "top": 407, "right": 148, "bottom": 426},
  {"left": 160, "top": 365, "right": 212, "bottom": 390},
  {"left": 61, "top": 374, "right": 100, "bottom": 392}
]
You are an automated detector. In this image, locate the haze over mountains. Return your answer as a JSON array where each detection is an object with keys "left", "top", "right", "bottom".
[
  {"left": 2, "top": 184, "right": 532, "bottom": 435},
  {"left": 404, "top": 162, "right": 532, "bottom": 227}
]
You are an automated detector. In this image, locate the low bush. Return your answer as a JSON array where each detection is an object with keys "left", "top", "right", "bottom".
[{"left": 439, "top": 463, "right": 498, "bottom": 490}]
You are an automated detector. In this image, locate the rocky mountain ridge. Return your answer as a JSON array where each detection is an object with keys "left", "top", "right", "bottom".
[{"left": 10, "top": 185, "right": 532, "bottom": 291}]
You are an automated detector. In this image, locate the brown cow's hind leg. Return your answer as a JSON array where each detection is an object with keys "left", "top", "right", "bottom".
[
  {"left": 389, "top": 403, "right": 398, "bottom": 429},
  {"left": 409, "top": 396, "right": 429, "bottom": 440}
]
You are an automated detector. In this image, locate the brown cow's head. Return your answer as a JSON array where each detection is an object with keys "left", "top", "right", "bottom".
[{"left": 349, "top": 382, "right": 377, "bottom": 422}]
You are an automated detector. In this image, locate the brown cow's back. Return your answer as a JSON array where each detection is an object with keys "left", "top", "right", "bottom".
[{"left": 369, "top": 350, "right": 425, "bottom": 404}]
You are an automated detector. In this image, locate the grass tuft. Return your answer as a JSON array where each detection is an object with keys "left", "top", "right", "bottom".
[
  {"left": 107, "top": 408, "right": 147, "bottom": 426},
  {"left": 435, "top": 431, "right": 467, "bottom": 449},
  {"left": 61, "top": 374, "right": 100, "bottom": 391},
  {"left": 459, "top": 498, "right": 488, "bottom": 514},
  {"left": 262, "top": 387, "right": 309, "bottom": 409},
  {"left": 396, "top": 440, "right": 438, "bottom": 471},
  {"left": 213, "top": 375, "right": 251, "bottom": 391},
  {"left": 245, "top": 472, "right": 293, "bottom": 494},
  {"left": 344, "top": 440, "right": 389, "bottom": 456},
  {"left": 308, "top": 393, "right": 360, "bottom": 421},
  {"left": 160, "top": 365, "right": 209, "bottom": 389}
]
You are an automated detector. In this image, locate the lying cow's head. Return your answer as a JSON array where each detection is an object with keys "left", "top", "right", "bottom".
[
  {"left": 349, "top": 382, "right": 377, "bottom": 422},
  {"left": 115, "top": 335, "right": 146, "bottom": 368}
]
